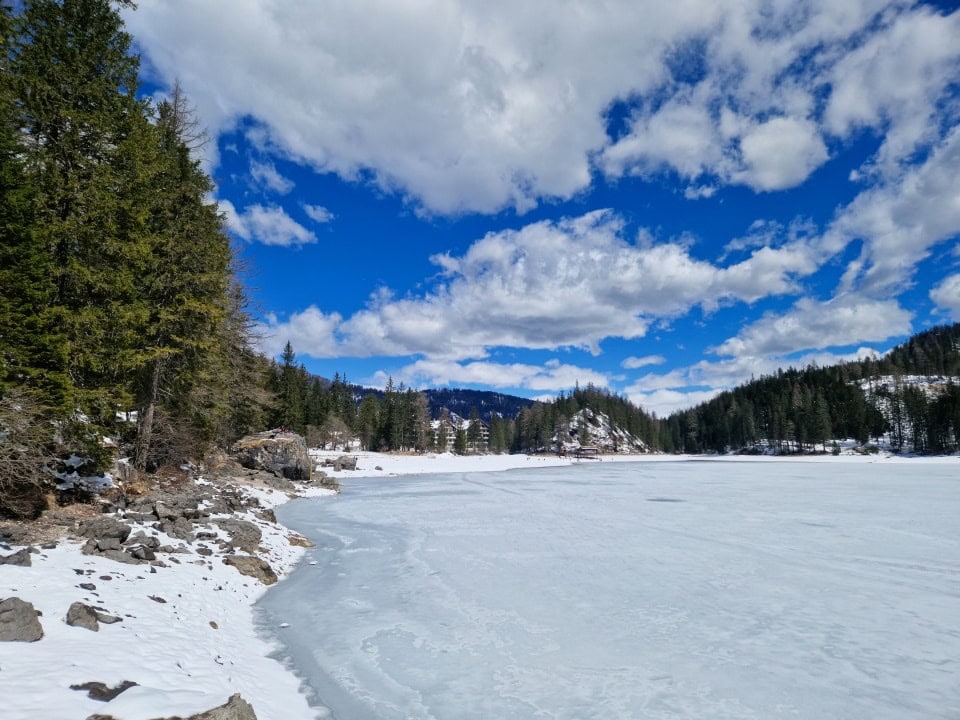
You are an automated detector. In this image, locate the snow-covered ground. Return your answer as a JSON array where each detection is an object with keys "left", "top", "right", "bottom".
[
  {"left": 2, "top": 451, "right": 958, "bottom": 719},
  {"left": 265, "top": 456, "right": 960, "bottom": 720}
]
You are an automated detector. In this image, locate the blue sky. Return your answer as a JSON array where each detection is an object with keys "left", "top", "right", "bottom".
[{"left": 125, "top": 1, "right": 960, "bottom": 416}]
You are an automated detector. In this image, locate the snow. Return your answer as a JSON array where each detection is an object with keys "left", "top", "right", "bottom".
[
  {"left": 263, "top": 456, "right": 960, "bottom": 720},
  {"left": 2, "top": 451, "right": 958, "bottom": 719}
]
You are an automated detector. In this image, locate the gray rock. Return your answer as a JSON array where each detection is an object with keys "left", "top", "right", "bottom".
[
  {"left": 158, "top": 516, "right": 195, "bottom": 542},
  {"left": 129, "top": 545, "right": 156, "bottom": 561},
  {"left": 231, "top": 430, "right": 311, "bottom": 481},
  {"left": 66, "top": 601, "right": 100, "bottom": 631},
  {"left": 71, "top": 679, "right": 137, "bottom": 701},
  {"left": 190, "top": 693, "right": 258, "bottom": 720},
  {"left": 263, "top": 475, "right": 295, "bottom": 491},
  {"left": 77, "top": 517, "right": 131, "bottom": 544},
  {"left": 125, "top": 531, "right": 160, "bottom": 549},
  {"left": 215, "top": 519, "right": 262, "bottom": 554},
  {"left": 0, "top": 548, "right": 32, "bottom": 566},
  {"left": 223, "top": 555, "right": 278, "bottom": 585},
  {"left": 96, "top": 537, "right": 122, "bottom": 552},
  {"left": 0, "top": 597, "right": 43, "bottom": 642}
]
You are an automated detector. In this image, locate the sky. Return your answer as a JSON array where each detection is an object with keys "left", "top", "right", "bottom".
[{"left": 123, "top": 0, "right": 960, "bottom": 416}]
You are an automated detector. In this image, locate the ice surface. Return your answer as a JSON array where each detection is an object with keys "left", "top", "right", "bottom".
[{"left": 259, "top": 461, "right": 960, "bottom": 720}]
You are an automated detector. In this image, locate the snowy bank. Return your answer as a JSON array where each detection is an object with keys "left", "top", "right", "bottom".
[{"left": 3, "top": 449, "right": 957, "bottom": 720}]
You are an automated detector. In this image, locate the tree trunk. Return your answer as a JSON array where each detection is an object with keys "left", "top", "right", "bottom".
[{"left": 134, "top": 359, "right": 162, "bottom": 471}]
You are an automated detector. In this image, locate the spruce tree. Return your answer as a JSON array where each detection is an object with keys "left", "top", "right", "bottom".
[{"left": 8, "top": 0, "right": 145, "bottom": 436}]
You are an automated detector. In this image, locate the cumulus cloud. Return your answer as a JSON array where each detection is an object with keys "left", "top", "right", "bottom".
[
  {"left": 126, "top": 1, "right": 958, "bottom": 213},
  {"left": 930, "top": 274, "right": 960, "bottom": 321},
  {"left": 255, "top": 306, "right": 342, "bottom": 359},
  {"left": 829, "top": 124, "right": 960, "bottom": 296},
  {"left": 735, "top": 117, "right": 828, "bottom": 191},
  {"left": 622, "top": 355, "right": 666, "bottom": 370},
  {"left": 302, "top": 204, "right": 335, "bottom": 224},
  {"left": 250, "top": 159, "right": 294, "bottom": 194},
  {"left": 256, "top": 210, "right": 820, "bottom": 361},
  {"left": 712, "top": 296, "right": 912, "bottom": 358},
  {"left": 373, "top": 358, "right": 610, "bottom": 393},
  {"left": 824, "top": 7, "right": 960, "bottom": 173},
  {"left": 220, "top": 200, "right": 317, "bottom": 247}
]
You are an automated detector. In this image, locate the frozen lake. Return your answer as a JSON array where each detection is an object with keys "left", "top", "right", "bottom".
[{"left": 258, "top": 460, "right": 960, "bottom": 719}]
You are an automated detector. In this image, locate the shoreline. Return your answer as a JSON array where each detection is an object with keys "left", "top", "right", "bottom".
[{"left": 2, "top": 450, "right": 957, "bottom": 719}]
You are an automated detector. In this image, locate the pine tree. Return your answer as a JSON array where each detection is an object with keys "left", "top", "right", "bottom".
[{"left": 9, "top": 0, "right": 147, "bottom": 434}]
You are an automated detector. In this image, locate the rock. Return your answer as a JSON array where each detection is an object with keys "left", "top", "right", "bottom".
[
  {"left": 158, "top": 516, "right": 195, "bottom": 542},
  {"left": 190, "top": 692, "right": 258, "bottom": 720},
  {"left": 77, "top": 517, "right": 131, "bottom": 544},
  {"left": 255, "top": 509, "right": 277, "bottom": 524},
  {"left": 129, "top": 545, "right": 156, "bottom": 561},
  {"left": 71, "top": 679, "right": 138, "bottom": 701},
  {"left": 0, "top": 548, "right": 32, "bottom": 566},
  {"left": 126, "top": 531, "right": 160, "bottom": 549},
  {"left": 231, "top": 430, "right": 311, "bottom": 481},
  {"left": 96, "top": 537, "right": 122, "bottom": 552},
  {"left": 287, "top": 533, "right": 314, "bottom": 548},
  {"left": 0, "top": 597, "right": 43, "bottom": 642},
  {"left": 94, "top": 610, "right": 122, "bottom": 624},
  {"left": 263, "top": 475, "right": 295, "bottom": 491},
  {"left": 148, "top": 595, "right": 167, "bottom": 603},
  {"left": 66, "top": 601, "right": 100, "bottom": 631},
  {"left": 79, "top": 582, "right": 96, "bottom": 591},
  {"left": 215, "top": 519, "right": 262, "bottom": 554},
  {"left": 223, "top": 555, "right": 278, "bottom": 585}
]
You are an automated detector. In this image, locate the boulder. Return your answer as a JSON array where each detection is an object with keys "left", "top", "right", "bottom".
[
  {"left": 77, "top": 517, "right": 131, "bottom": 544},
  {"left": 0, "top": 597, "right": 43, "bottom": 642},
  {"left": 66, "top": 601, "right": 100, "bottom": 631},
  {"left": 215, "top": 519, "right": 262, "bottom": 554},
  {"left": 0, "top": 548, "right": 32, "bottom": 566},
  {"left": 231, "top": 430, "right": 311, "bottom": 481},
  {"left": 191, "top": 693, "right": 257, "bottom": 720},
  {"left": 223, "top": 555, "right": 277, "bottom": 585}
]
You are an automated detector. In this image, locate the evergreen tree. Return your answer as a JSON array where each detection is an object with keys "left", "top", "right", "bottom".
[{"left": 9, "top": 0, "right": 146, "bottom": 432}]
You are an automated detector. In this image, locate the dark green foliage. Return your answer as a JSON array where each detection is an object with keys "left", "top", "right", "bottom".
[
  {"left": 664, "top": 324, "right": 960, "bottom": 454},
  {"left": 0, "top": 1, "right": 270, "bottom": 475}
]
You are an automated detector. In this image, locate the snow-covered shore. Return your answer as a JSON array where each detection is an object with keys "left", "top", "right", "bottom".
[{"left": 2, "top": 449, "right": 957, "bottom": 720}]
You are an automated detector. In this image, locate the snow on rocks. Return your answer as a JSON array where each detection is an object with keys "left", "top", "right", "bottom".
[{"left": 0, "top": 472, "right": 335, "bottom": 720}]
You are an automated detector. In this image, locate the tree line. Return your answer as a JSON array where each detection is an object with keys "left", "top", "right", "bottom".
[
  {"left": 661, "top": 324, "right": 960, "bottom": 454},
  {"left": 0, "top": 0, "right": 273, "bottom": 516}
]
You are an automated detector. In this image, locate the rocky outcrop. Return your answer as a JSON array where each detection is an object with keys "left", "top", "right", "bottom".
[
  {"left": 190, "top": 693, "right": 258, "bottom": 720},
  {"left": 85, "top": 692, "right": 257, "bottom": 720},
  {"left": 231, "top": 430, "right": 311, "bottom": 481},
  {"left": 0, "top": 547, "right": 32, "bottom": 566},
  {"left": 215, "top": 519, "right": 261, "bottom": 554},
  {"left": 223, "top": 555, "right": 277, "bottom": 585},
  {"left": 0, "top": 596, "right": 43, "bottom": 642}
]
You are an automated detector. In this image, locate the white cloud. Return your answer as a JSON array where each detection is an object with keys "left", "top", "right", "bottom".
[
  {"left": 125, "top": 1, "right": 955, "bottom": 213},
  {"left": 250, "top": 159, "right": 294, "bottom": 194},
  {"left": 713, "top": 296, "right": 912, "bottom": 357},
  {"left": 303, "top": 204, "right": 335, "bottom": 224},
  {"left": 219, "top": 200, "right": 317, "bottom": 247},
  {"left": 735, "top": 117, "right": 828, "bottom": 191},
  {"left": 621, "top": 355, "right": 666, "bottom": 370},
  {"left": 930, "top": 274, "right": 960, "bottom": 321},
  {"left": 373, "top": 358, "right": 610, "bottom": 393},
  {"left": 824, "top": 7, "right": 960, "bottom": 173},
  {"left": 256, "top": 210, "right": 820, "bottom": 361},
  {"left": 830, "top": 124, "right": 960, "bottom": 296},
  {"left": 255, "top": 306, "right": 342, "bottom": 359}
]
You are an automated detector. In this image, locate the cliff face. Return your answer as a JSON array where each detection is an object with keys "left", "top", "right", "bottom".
[{"left": 231, "top": 430, "right": 312, "bottom": 481}]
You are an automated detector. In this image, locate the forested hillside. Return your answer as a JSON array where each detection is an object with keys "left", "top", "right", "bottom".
[
  {"left": 662, "top": 324, "right": 960, "bottom": 454},
  {"left": 0, "top": 1, "right": 273, "bottom": 516}
]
